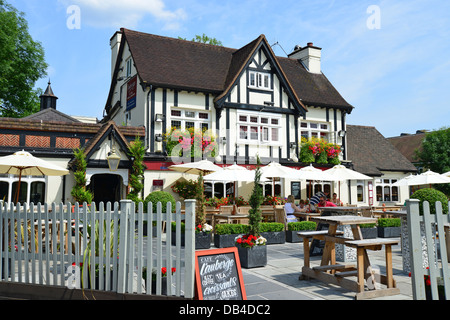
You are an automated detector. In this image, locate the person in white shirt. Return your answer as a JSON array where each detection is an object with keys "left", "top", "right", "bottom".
[{"left": 284, "top": 195, "right": 305, "bottom": 222}]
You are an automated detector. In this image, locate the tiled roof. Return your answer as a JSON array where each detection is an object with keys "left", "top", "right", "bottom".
[
  {"left": 346, "top": 125, "right": 417, "bottom": 176},
  {"left": 111, "top": 29, "right": 353, "bottom": 112},
  {"left": 24, "top": 108, "right": 81, "bottom": 123},
  {"left": 387, "top": 133, "right": 425, "bottom": 163}
]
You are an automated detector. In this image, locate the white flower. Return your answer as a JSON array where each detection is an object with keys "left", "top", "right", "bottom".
[
  {"left": 203, "top": 223, "right": 213, "bottom": 232},
  {"left": 256, "top": 236, "right": 267, "bottom": 245}
]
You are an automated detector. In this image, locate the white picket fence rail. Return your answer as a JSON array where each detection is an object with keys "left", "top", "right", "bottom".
[
  {"left": 406, "top": 199, "right": 450, "bottom": 300},
  {"left": 0, "top": 199, "right": 196, "bottom": 298}
]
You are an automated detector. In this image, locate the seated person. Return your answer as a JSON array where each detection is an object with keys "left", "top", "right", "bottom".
[
  {"left": 284, "top": 195, "right": 305, "bottom": 222},
  {"left": 317, "top": 196, "right": 337, "bottom": 208},
  {"left": 331, "top": 193, "right": 341, "bottom": 206}
]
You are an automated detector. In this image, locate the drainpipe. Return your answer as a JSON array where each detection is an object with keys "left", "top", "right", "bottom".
[{"left": 145, "top": 84, "right": 153, "bottom": 150}]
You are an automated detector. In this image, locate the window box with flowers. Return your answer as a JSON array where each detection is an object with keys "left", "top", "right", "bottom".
[
  {"left": 164, "top": 127, "right": 217, "bottom": 159},
  {"left": 299, "top": 137, "right": 341, "bottom": 165}
]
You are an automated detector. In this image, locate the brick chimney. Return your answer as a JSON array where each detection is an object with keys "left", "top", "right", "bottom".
[
  {"left": 39, "top": 80, "right": 58, "bottom": 110},
  {"left": 288, "top": 42, "right": 322, "bottom": 74}
]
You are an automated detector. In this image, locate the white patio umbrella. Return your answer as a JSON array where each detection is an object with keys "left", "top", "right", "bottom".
[
  {"left": 324, "top": 165, "right": 372, "bottom": 202},
  {"left": 0, "top": 150, "right": 69, "bottom": 203},
  {"left": 394, "top": 170, "right": 450, "bottom": 187},
  {"left": 293, "top": 164, "right": 337, "bottom": 199},
  {"left": 442, "top": 171, "right": 450, "bottom": 178},
  {"left": 392, "top": 175, "right": 416, "bottom": 186},
  {"left": 168, "top": 159, "right": 223, "bottom": 175},
  {"left": 260, "top": 162, "right": 299, "bottom": 197}
]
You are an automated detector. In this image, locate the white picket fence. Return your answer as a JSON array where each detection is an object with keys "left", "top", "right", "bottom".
[
  {"left": 406, "top": 199, "right": 450, "bottom": 300},
  {"left": 0, "top": 199, "right": 196, "bottom": 299}
]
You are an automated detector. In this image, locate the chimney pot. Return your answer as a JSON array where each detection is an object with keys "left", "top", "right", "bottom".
[{"left": 307, "top": 42, "right": 313, "bottom": 47}]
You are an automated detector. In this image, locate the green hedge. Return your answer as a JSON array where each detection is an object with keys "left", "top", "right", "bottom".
[
  {"left": 287, "top": 221, "right": 317, "bottom": 231},
  {"left": 377, "top": 218, "right": 401, "bottom": 228},
  {"left": 144, "top": 191, "right": 176, "bottom": 213},
  {"left": 411, "top": 188, "right": 449, "bottom": 215},
  {"left": 215, "top": 224, "right": 250, "bottom": 235}
]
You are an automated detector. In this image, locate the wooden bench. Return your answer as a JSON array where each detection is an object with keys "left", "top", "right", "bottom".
[
  {"left": 345, "top": 238, "right": 400, "bottom": 299},
  {"left": 297, "top": 230, "right": 344, "bottom": 268}
]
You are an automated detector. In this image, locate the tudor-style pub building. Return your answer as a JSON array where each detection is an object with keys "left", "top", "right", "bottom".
[{"left": 102, "top": 29, "right": 364, "bottom": 201}]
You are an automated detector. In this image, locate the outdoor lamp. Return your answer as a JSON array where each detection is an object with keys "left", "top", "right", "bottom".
[
  {"left": 155, "top": 134, "right": 163, "bottom": 142},
  {"left": 290, "top": 142, "right": 297, "bottom": 149},
  {"left": 338, "top": 130, "right": 346, "bottom": 137},
  {"left": 107, "top": 146, "right": 121, "bottom": 171},
  {"left": 155, "top": 114, "right": 165, "bottom": 122}
]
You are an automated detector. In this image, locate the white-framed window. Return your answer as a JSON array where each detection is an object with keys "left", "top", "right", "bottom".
[
  {"left": 170, "top": 108, "right": 211, "bottom": 131},
  {"left": 237, "top": 112, "right": 281, "bottom": 145},
  {"left": 356, "top": 180, "right": 365, "bottom": 202},
  {"left": 375, "top": 178, "right": 399, "bottom": 202},
  {"left": 300, "top": 121, "right": 330, "bottom": 141},
  {"left": 126, "top": 58, "right": 133, "bottom": 78},
  {"left": 0, "top": 175, "right": 46, "bottom": 204},
  {"left": 249, "top": 71, "right": 271, "bottom": 90}
]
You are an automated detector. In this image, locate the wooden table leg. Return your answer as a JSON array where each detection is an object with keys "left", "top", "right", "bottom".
[
  {"left": 385, "top": 244, "right": 394, "bottom": 288},
  {"left": 320, "top": 224, "right": 337, "bottom": 268},
  {"left": 357, "top": 247, "right": 365, "bottom": 293},
  {"left": 303, "top": 238, "right": 310, "bottom": 268}
]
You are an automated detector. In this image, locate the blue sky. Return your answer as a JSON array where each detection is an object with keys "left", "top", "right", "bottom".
[{"left": 9, "top": 0, "right": 450, "bottom": 138}]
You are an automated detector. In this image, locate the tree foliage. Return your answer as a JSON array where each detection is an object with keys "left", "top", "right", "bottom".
[
  {"left": 178, "top": 33, "right": 223, "bottom": 46},
  {"left": 127, "top": 136, "right": 146, "bottom": 205},
  {"left": 416, "top": 127, "right": 450, "bottom": 196},
  {"left": 248, "top": 157, "right": 263, "bottom": 237},
  {"left": 0, "top": 0, "right": 48, "bottom": 117}
]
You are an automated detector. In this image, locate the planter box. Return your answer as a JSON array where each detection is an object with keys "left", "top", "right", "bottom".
[
  {"left": 260, "top": 231, "right": 285, "bottom": 245},
  {"left": 171, "top": 232, "right": 211, "bottom": 250},
  {"left": 286, "top": 230, "right": 306, "bottom": 243},
  {"left": 377, "top": 226, "right": 401, "bottom": 238},
  {"left": 360, "top": 227, "right": 377, "bottom": 239},
  {"left": 214, "top": 233, "right": 243, "bottom": 248},
  {"left": 237, "top": 245, "right": 267, "bottom": 269}
]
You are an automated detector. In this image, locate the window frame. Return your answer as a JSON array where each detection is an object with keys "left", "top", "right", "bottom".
[
  {"left": 237, "top": 111, "right": 281, "bottom": 146},
  {"left": 170, "top": 108, "right": 211, "bottom": 131},
  {"left": 300, "top": 121, "right": 330, "bottom": 141},
  {"left": 249, "top": 71, "right": 272, "bottom": 91}
]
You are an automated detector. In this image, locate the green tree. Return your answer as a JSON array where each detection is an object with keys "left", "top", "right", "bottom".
[
  {"left": 248, "top": 157, "right": 263, "bottom": 237},
  {"left": 0, "top": 0, "right": 48, "bottom": 117},
  {"left": 178, "top": 33, "right": 223, "bottom": 46},
  {"left": 127, "top": 136, "right": 146, "bottom": 206},
  {"left": 416, "top": 127, "right": 450, "bottom": 196}
]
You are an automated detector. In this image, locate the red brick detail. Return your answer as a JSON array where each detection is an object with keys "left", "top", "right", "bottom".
[
  {"left": 0, "top": 134, "right": 20, "bottom": 146},
  {"left": 55, "top": 137, "right": 80, "bottom": 149},
  {"left": 25, "top": 135, "right": 50, "bottom": 148}
]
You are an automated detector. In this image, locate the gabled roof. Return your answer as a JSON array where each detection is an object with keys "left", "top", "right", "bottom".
[
  {"left": 346, "top": 125, "right": 417, "bottom": 176},
  {"left": 24, "top": 108, "right": 81, "bottom": 123},
  {"left": 105, "top": 29, "right": 353, "bottom": 114}
]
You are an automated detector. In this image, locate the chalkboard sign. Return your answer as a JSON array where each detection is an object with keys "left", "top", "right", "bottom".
[{"left": 195, "top": 247, "right": 246, "bottom": 300}]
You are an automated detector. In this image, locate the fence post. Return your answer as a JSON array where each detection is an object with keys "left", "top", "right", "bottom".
[
  {"left": 406, "top": 199, "right": 426, "bottom": 300},
  {"left": 184, "top": 199, "right": 196, "bottom": 299},
  {"left": 118, "top": 200, "right": 131, "bottom": 294}
]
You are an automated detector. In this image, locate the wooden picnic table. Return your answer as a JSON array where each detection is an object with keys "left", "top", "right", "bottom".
[
  {"left": 299, "top": 215, "right": 401, "bottom": 300},
  {"left": 372, "top": 210, "right": 406, "bottom": 218}
]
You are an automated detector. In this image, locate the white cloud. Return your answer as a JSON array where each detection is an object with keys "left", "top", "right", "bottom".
[{"left": 59, "top": 0, "right": 186, "bottom": 29}]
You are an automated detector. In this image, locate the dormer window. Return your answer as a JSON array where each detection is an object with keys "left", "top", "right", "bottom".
[{"left": 249, "top": 71, "right": 271, "bottom": 90}]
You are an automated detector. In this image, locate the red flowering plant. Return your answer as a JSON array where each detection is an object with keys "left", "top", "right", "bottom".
[
  {"left": 235, "top": 234, "right": 267, "bottom": 248},
  {"left": 142, "top": 267, "right": 176, "bottom": 281},
  {"left": 205, "top": 197, "right": 229, "bottom": 209},
  {"left": 165, "top": 127, "right": 217, "bottom": 159},
  {"left": 325, "top": 143, "right": 341, "bottom": 165},
  {"left": 262, "top": 195, "right": 285, "bottom": 206},
  {"left": 195, "top": 223, "right": 213, "bottom": 234}
]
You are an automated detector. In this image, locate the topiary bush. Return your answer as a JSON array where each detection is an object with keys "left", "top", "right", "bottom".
[
  {"left": 144, "top": 191, "right": 176, "bottom": 213},
  {"left": 378, "top": 218, "right": 401, "bottom": 228},
  {"left": 215, "top": 224, "right": 250, "bottom": 235},
  {"left": 411, "top": 188, "right": 449, "bottom": 215},
  {"left": 260, "top": 223, "right": 285, "bottom": 233}
]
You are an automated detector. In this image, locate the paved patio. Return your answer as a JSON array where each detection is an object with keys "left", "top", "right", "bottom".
[{"left": 239, "top": 241, "right": 413, "bottom": 300}]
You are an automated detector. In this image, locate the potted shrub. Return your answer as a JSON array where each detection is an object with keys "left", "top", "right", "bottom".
[
  {"left": 71, "top": 147, "right": 93, "bottom": 205},
  {"left": 235, "top": 157, "right": 267, "bottom": 268},
  {"left": 360, "top": 223, "right": 377, "bottom": 239},
  {"left": 286, "top": 221, "right": 317, "bottom": 243},
  {"left": 214, "top": 224, "right": 250, "bottom": 248},
  {"left": 377, "top": 218, "right": 401, "bottom": 238},
  {"left": 260, "top": 222, "right": 285, "bottom": 244}
]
